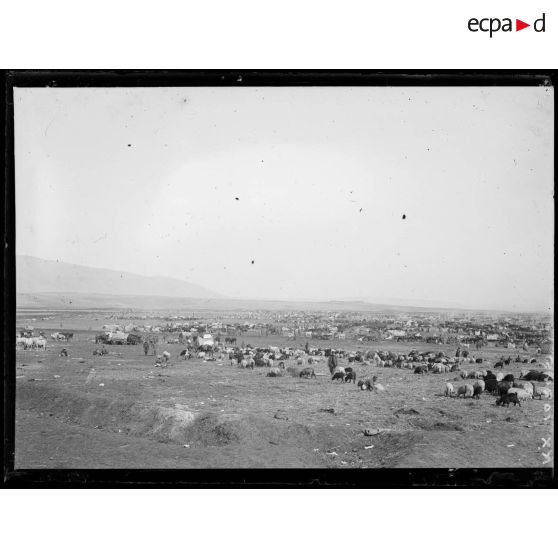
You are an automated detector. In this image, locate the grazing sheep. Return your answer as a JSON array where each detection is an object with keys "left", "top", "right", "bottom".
[
  {"left": 444, "top": 382, "right": 455, "bottom": 397},
  {"left": 299, "top": 367, "right": 316, "bottom": 379},
  {"left": 507, "top": 388, "right": 531, "bottom": 401},
  {"left": 503, "top": 374, "right": 515, "bottom": 384},
  {"left": 494, "top": 361, "right": 504, "bottom": 369},
  {"left": 344, "top": 369, "right": 356, "bottom": 383},
  {"left": 496, "top": 393, "right": 521, "bottom": 407},
  {"left": 333, "top": 366, "right": 345, "bottom": 376},
  {"left": 533, "top": 387, "right": 552, "bottom": 400},
  {"left": 485, "top": 378, "right": 499, "bottom": 394},
  {"left": 473, "top": 379, "right": 485, "bottom": 392},
  {"left": 513, "top": 381, "right": 534, "bottom": 395},
  {"left": 358, "top": 379, "right": 370, "bottom": 390},
  {"left": 496, "top": 372, "right": 504, "bottom": 382},
  {"left": 457, "top": 384, "right": 474, "bottom": 398},
  {"left": 498, "top": 381, "right": 512, "bottom": 396},
  {"left": 520, "top": 370, "right": 553, "bottom": 382},
  {"left": 331, "top": 371, "right": 345, "bottom": 382},
  {"left": 473, "top": 385, "right": 483, "bottom": 399},
  {"left": 267, "top": 368, "right": 283, "bottom": 377}
]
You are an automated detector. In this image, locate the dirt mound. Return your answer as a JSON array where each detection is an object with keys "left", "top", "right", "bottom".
[
  {"left": 17, "top": 382, "right": 317, "bottom": 450},
  {"left": 408, "top": 418, "right": 465, "bottom": 431}
]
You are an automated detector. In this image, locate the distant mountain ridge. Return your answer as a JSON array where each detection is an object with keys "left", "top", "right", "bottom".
[{"left": 16, "top": 255, "right": 223, "bottom": 300}]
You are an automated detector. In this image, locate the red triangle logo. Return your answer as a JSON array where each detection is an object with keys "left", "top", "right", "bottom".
[{"left": 516, "top": 19, "right": 530, "bottom": 31}]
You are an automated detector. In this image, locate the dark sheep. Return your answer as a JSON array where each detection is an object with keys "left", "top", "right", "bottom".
[
  {"left": 475, "top": 358, "right": 483, "bottom": 364},
  {"left": 522, "top": 370, "right": 552, "bottom": 382},
  {"left": 331, "top": 371, "right": 345, "bottom": 382},
  {"left": 503, "top": 374, "right": 515, "bottom": 384},
  {"left": 485, "top": 371, "right": 496, "bottom": 381},
  {"left": 496, "top": 393, "right": 521, "bottom": 407},
  {"left": 494, "top": 361, "right": 504, "bottom": 369},
  {"left": 344, "top": 369, "right": 356, "bottom": 383},
  {"left": 473, "top": 385, "right": 483, "bottom": 399},
  {"left": 414, "top": 366, "right": 427, "bottom": 374},
  {"left": 530, "top": 359, "right": 537, "bottom": 364},
  {"left": 485, "top": 378, "right": 499, "bottom": 394},
  {"left": 497, "top": 381, "right": 512, "bottom": 396}
]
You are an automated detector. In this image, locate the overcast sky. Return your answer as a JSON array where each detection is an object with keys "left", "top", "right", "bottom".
[{"left": 14, "top": 86, "right": 553, "bottom": 312}]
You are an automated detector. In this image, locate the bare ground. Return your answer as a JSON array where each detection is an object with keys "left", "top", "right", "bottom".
[{"left": 13, "top": 325, "right": 554, "bottom": 469}]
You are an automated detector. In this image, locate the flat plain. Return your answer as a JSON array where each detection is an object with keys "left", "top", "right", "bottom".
[{"left": 14, "top": 313, "right": 554, "bottom": 469}]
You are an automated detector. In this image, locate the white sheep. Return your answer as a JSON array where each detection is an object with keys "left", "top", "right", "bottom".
[
  {"left": 473, "top": 379, "right": 485, "bottom": 392},
  {"left": 444, "top": 382, "right": 455, "bottom": 397},
  {"left": 507, "top": 388, "right": 531, "bottom": 401},
  {"left": 533, "top": 387, "right": 552, "bottom": 400},
  {"left": 457, "top": 384, "right": 474, "bottom": 398}
]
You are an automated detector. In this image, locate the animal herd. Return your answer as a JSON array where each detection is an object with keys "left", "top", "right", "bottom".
[{"left": 444, "top": 367, "right": 553, "bottom": 408}]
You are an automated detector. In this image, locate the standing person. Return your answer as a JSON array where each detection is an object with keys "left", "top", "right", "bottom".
[
  {"left": 305, "top": 341, "right": 309, "bottom": 353},
  {"left": 143, "top": 340, "right": 149, "bottom": 356},
  {"left": 328, "top": 351, "right": 338, "bottom": 375}
]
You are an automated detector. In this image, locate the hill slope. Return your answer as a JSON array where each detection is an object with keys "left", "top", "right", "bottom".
[{"left": 16, "top": 255, "right": 223, "bottom": 300}]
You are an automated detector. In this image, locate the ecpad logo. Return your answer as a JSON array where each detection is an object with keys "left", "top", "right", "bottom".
[{"left": 468, "top": 13, "right": 546, "bottom": 37}]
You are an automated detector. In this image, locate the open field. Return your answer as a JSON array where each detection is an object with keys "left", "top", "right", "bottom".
[{"left": 14, "top": 313, "right": 554, "bottom": 469}]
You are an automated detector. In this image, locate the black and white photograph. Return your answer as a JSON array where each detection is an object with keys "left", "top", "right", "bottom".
[{"left": 5, "top": 73, "right": 554, "bottom": 480}]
